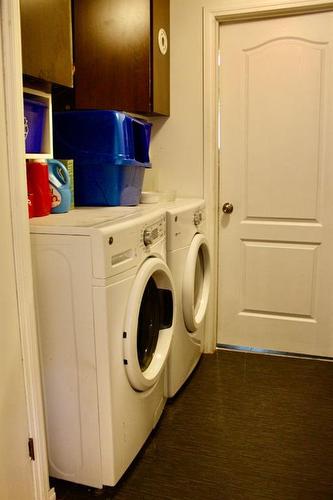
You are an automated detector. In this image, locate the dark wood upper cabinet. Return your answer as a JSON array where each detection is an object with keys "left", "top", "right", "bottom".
[
  {"left": 73, "top": 0, "right": 170, "bottom": 116},
  {"left": 20, "top": 0, "right": 73, "bottom": 88}
]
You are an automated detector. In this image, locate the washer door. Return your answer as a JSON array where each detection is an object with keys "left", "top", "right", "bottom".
[
  {"left": 182, "top": 234, "right": 211, "bottom": 333},
  {"left": 123, "top": 257, "right": 175, "bottom": 392}
]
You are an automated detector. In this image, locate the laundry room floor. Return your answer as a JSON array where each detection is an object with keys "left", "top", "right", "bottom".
[{"left": 51, "top": 349, "right": 333, "bottom": 500}]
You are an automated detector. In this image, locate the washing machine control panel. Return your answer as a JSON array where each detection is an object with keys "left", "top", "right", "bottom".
[{"left": 141, "top": 216, "right": 165, "bottom": 247}]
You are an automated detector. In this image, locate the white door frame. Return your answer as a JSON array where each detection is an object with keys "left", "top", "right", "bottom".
[
  {"left": 202, "top": 0, "right": 333, "bottom": 352},
  {"left": 1, "top": 1, "right": 51, "bottom": 499}
]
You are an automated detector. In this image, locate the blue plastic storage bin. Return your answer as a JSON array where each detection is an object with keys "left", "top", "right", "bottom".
[
  {"left": 53, "top": 110, "right": 152, "bottom": 206},
  {"left": 24, "top": 98, "right": 47, "bottom": 153},
  {"left": 72, "top": 161, "right": 145, "bottom": 206}
]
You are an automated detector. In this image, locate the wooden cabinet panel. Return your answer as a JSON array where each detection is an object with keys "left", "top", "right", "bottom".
[
  {"left": 152, "top": 0, "right": 170, "bottom": 115},
  {"left": 73, "top": 0, "right": 169, "bottom": 116},
  {"left": 20, "top": 0, "right": 73, "bottom": 88}
]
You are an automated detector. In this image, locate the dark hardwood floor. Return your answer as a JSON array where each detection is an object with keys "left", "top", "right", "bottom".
[{"left": 51, "top": 349, "right": 333, "bottom": 499}]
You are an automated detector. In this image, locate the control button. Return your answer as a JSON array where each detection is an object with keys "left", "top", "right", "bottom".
[{"left": 151, "top": 227, "right": 158, "bottom": 239}]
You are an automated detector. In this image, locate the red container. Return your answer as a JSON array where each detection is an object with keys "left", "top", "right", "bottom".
[{"left": 26, "top": 160, "right": 52, "bottom": 217}]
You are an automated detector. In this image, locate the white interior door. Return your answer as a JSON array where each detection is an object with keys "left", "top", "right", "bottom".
[{"left": 218, "top": 12, "right": 333, "bottom": 356}]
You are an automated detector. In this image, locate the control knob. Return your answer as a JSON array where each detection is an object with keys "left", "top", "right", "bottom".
[
  {"left": 193, "top": 211, "right": 202, "bottom": 226},
  {"left": 143, "top": 229, "right": 153, "bottom": 246}
]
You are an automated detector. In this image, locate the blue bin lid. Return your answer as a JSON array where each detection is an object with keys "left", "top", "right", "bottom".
[{"left": 53, "top": 110, "right": 152, "bottom": 167}]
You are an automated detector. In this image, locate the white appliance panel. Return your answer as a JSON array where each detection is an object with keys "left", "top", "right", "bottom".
[{"left": 31, "top": 234, "right": 102, "bottom": 487}]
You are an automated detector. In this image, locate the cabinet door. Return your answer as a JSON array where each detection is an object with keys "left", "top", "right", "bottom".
[
  {"left": 20, "top": 0, "right": 73, "bottom": 87},
  {"left": 74, "top": 0, "right": 151, "bottom": 114},
  {"left": 152, "top": 0, "right": 170, "bottom": 115}
]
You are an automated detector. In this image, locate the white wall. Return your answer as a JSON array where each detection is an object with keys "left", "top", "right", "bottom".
[
  {"left": 145, "top": 0, "right": 207, "bottom": 197},
  {"left": 145, "top": 0, "right": 236, "bottom": 197}
]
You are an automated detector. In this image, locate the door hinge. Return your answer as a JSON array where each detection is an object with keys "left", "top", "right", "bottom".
[{"left": 28, "top": 437, "right": 35, "bottom": 461}]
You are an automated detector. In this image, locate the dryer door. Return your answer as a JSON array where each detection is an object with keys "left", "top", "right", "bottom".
[
  {"left": 123, "top": 257, "right": 175, "bottom": 391},
  {"left": 182, "top": 234, "right": 211, "bottom": 333}
]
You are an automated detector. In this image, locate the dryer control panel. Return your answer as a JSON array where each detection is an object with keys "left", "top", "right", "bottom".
[{"left": 166, "top": 202, "right": 206, "bottom": 252}]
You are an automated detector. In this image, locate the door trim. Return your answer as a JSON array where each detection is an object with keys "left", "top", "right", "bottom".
[
  {"left": 202, "top": 0, "right": 333, "bottom": 352},
  {"left": 1, "top": 1, "right": 50, "bottom": 498}
]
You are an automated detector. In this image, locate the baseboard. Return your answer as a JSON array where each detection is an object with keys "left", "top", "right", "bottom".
[{"left": 217, "top": 344, "right": 333, "bottom": 362}]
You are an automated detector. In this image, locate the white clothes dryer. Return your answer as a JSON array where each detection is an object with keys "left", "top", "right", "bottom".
[
  {"left": 30, "top": 208, "right": 175, "bottom": 488},
  {"left": 165, "top": 199, "right": 211, "bottom": 397}
]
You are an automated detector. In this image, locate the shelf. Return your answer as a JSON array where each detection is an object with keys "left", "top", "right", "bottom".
[{"left": 24, "top": 87, "right": 53, "bottom": 159}]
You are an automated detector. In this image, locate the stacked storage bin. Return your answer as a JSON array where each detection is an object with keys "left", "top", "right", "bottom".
[
  {"left": 24, "top": 97, "right": 47, "bottom": 153},
  {"left": 53, "top": 111, "right": 152, "bottom": 206}
]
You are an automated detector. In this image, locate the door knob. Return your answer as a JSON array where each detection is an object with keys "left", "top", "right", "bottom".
[{"left": 222, "top": 202, "right": 233, "bottom": 214}]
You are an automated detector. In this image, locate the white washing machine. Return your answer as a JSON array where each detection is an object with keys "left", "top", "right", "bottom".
[
  {"left": 30, "top": 207, "right": 175, "bottom": 488},
  {"left": 165, "top": 199, "right": 211, "bottom": 397}
]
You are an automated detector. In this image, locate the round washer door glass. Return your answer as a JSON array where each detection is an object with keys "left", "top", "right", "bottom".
[
  {"left": 137, "top": 276, "right": 161, "bottom": 371},
  {"left": 123, "top": 257, "right": 175, "bottom": 391},
  {"left": 182, "top": 234, "right": 211, "bottom": 333}
]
